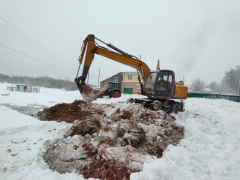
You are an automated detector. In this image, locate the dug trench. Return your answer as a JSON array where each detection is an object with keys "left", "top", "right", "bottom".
[{"left": 37, "top": 100, "right": 184, "bottom": 180}]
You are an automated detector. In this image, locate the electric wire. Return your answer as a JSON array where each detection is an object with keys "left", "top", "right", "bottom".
[
  {"left": 0, "top": 29, "right": 57, "bottom": 60},
  {"left": 0, "top": 44, "right": 109, "bottom": 80},
  {"left": 0, "top": 23, "right": 76, "bottom": 68},
  {"left": 0, "top": 43, "right": 75, "bottom": 75},
  {"left": 0, "top": 23, "right": 71, "bottom": 64},
  {"left": 0, "top": 17, "right": 76, "bottom": 66},
  {"left": 0, "top": 17, "right": 117, "bottom": 82}
]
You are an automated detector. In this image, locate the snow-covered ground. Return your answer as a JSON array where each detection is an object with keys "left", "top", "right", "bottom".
[{"left": 0, "top": 82, "right": 240, "bottom": 180}]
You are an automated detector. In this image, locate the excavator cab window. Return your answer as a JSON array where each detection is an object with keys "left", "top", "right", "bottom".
[
  {"left": 156, "top": 71, "right": 174, "bottom": 97},
  {"left": 144, "top": 72, "right": 157, "bottom": 95}
]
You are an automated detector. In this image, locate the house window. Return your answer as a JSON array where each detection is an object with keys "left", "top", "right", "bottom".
[
  {"left": 114, "top": 77, "right": 119, "bottom": 82},
  {"left": 128, "top": 75, "right": 132, "bottom": 80},
  {"left": 137, "top": 84, "right": 141, "bottom": 89}
]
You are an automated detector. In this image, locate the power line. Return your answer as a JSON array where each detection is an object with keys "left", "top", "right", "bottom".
[
  {"left": 0, "top": 26, "right": 76, "bottom": 68},
  {"left": 0, "top": 43, "right": 75, "bottom": 75},
  {"left": 0, "top": 16, "right": 76, "bottom": 66},
  {"left": 0, "top": 17, "right": 114, "bottom": 81},
  {"left": 0, "top": 29, "right": 54, "bottom": 59},
  {"left": 0, "top": 23, "right": 67, "bottom": 64}
]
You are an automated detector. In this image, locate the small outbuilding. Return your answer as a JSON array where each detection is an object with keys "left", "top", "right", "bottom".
[{"left": 16, "top": 84, "right": 33, "bottom": 92}]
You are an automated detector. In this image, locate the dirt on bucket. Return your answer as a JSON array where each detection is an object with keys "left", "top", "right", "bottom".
[{"left": 81, "top": 85, "right": 107, "bottom": 102}]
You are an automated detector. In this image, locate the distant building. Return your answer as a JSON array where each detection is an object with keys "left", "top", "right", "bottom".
[
  {"left": 100, "top": 72, "right": 141, "bottom": 94},
  {"left": 7, "top": 84, "right": 40, "bottom": 93},
  {"left": 7, "top": 86, "right": 17, "bottom": 91},
  {"left": 16, "top": 84, "right": 33, "bottom": 92}
]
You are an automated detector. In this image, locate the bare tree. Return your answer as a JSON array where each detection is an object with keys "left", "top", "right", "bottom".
[
  {"left": 190, "top": 78, "right": 206, "bottom": 93},
  {"left": 208, "top": 81, "right": 223, "bottom": 94},
  {"left": 0, "top": 73, "right": 80, "bottom": 91},
  {"left": 222, "top": 65, "right": 240, "bottom": 95}
]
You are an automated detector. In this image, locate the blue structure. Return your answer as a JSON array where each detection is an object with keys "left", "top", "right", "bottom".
[{"left": 16, "top": 84, "right": 32, "bottom": 92}]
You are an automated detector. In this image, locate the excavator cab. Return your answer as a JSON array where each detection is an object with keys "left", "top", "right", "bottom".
[{"left": 144, "top": 70, "right": 175, "bottom": 99}]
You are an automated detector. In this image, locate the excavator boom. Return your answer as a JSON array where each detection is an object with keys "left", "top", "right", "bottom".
[{"left": 75, "top": 34, "right": 151, "bottom": 101}]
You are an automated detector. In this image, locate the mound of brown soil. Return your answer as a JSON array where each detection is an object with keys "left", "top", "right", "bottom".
[
  {"left": 82, "top": 159, "right": 139, "bottom": 180},
  {"left": 37, "top": 100, "right": 103, "bottom": 123},
  {"left": 41, "top": 101, "right": 184, "bottom": 180}
]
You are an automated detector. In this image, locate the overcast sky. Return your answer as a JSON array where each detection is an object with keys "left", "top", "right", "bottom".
[{"left": 0, "top": 0, "right": 239, "bottom": 86}]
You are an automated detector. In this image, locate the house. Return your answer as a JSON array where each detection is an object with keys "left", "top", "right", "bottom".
[{"left": 100, "top": 72, "right": 141, "bottom": 94}]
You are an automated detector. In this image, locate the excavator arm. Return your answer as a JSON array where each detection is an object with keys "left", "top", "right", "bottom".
[{"left": 75, "top": 34, "right": 151, "bottom": 98}]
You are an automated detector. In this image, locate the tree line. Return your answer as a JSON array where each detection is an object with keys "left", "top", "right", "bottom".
[
  {"left": 0, "top": 74, "right": 84, "bottom": 91},
  {"left": 189, "top": 65, "right": 240, "bottom": 95}
]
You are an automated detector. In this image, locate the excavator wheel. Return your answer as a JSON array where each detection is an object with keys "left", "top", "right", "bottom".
[
  {"left": 111, "top": 91, "right": 121, "bottom": 98},
  {"left": 151, "top": 101, "right": 162, "bottom": 111},
  {"left": 165, "top": 101, "right": 183, "bottom": 114},
  {"left": 165, "top": 106, "right": 173, "bottom": 114},
  {"left": 126, "top": 98, "right": 134, "bottom": 103}
]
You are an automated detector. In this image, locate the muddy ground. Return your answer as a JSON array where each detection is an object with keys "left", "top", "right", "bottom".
[{"left": 36, "top": 100, "right": 184, "bottom": 180}]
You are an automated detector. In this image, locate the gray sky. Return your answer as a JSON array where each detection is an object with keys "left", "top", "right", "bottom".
[{"left": 0, "top": 0, "right": 239, "bottom": 86}]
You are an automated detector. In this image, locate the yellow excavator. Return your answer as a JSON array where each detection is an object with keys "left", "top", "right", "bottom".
[{"left": 75, "top": 34, "right": 188, "bottom": 113}]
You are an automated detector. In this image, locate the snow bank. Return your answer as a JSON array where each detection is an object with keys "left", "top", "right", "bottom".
[
  {"left": 131, "top": 98, "right": 240, "bottom": 180},
  {"left": 1, "top": 82, "right": 240, "bottom": 180},
  {"left": 0, "top": 107, "right": 84, "bottom": 180},
  {"left": 0, "top": 83, "right": 81, "bottom": 107}
]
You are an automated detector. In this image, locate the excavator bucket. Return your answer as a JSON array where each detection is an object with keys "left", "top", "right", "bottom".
[
  {"left": 75, "top": 76, "right": 107, "bottom": 102},
  {"left": 81, "top": 84, "right": 107, "bottom": 102}
]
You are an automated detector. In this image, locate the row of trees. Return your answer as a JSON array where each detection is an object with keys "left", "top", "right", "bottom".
[
  {"left": 189, "top": 65, "right": 240, "bottom": 95},
  {"left": 0, "top": 74, "right": 79, "bottom": 91}
]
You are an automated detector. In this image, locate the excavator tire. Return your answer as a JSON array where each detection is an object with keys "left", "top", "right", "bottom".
[
  {"left": 165, "top": 106, "right": 172, "bottom": 114},
  {"left": 126, "top": 98, "right": 134, "bottom": 103},
  {"left": 151, "top": 101, "right": 162, "bottom": 111},
  {"left": 172, "top": 103, "right": 178, "bottom": 114},
  {"left": 165, "top": 101, "right": 183, "bottom": 114}
]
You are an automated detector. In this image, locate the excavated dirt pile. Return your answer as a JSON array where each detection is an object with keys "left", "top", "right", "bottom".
[
  {"left": 37, "top": 100, "right": 104, "bottom": 123},
  {"left": 40, "top": 100, "right": 184, "bottom": 180}
]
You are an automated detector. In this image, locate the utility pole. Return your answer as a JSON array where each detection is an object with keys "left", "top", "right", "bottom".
[
  {"left": 238, "top": 70, "right": 240, "bottom": 95},
  {"left": 156, "top": 59, "right": 160, "bottom": 70}
]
